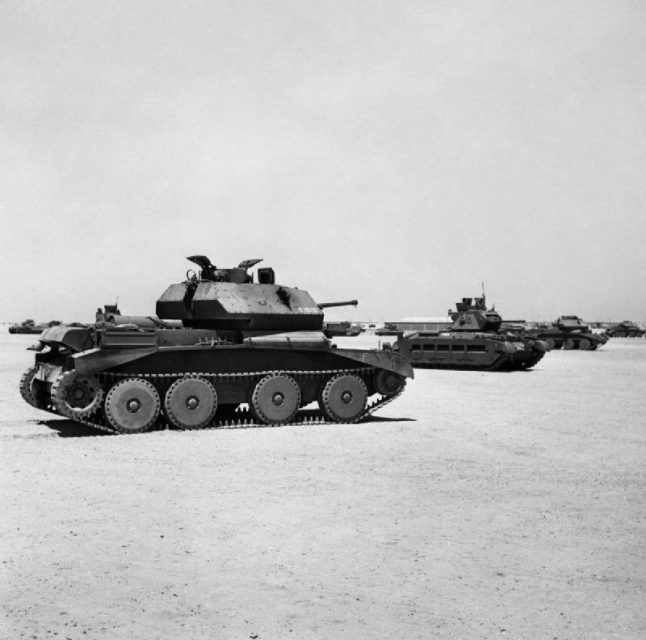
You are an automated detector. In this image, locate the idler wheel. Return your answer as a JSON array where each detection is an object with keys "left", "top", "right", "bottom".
[
  {"left": 563, "top": 338, "right": 576, "bottom": 350},
  {"left": 51, "top": 370, "right": 104, "bottom": 419},
  {"left": 19, "top": 365, "right": 49, "bottom": 410},
  {"left": 578, "top": 338, "right": 592, "bottom": 350},
  {"left": 373, "top": 369, "right": 406, "bottom": 397},
  {"left": 164, "top": 376, "right": 217, "bottom": 429},
  {"left": 320, "top": 374, "right": 367, "bottom": 423},
  {"left": 250, "top": 373, "right": 301, "bottom": 425},
  {"left": 104, "top": 378, "right": 160, "bottom": 433}
]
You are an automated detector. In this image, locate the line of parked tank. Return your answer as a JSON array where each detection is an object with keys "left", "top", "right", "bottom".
[{"left": 12, "top": 255, "right": 644, "bottom": 435}]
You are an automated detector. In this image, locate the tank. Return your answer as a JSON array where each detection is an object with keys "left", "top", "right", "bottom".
[
  {"left": 604, "top": 320, "right": 645, "bottom": 338},
  {"left": 526, "top": 315, "right": 609, "bottom": 350},
  {"left": 375, "top": 323, "right": 400, "bottom": 336},
  {"left": 323, "top": 315, "right": 363, "bottom": 338},
  {"left": 392, "top": 296, "right": 549, "bottom": 371},
  {"left": 19, "top": 256, "right": 413, "bottom": 434},
  {"left": 9, "top": 319, "right": 61, "bottom": 334}
]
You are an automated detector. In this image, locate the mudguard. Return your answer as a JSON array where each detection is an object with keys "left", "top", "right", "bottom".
[
  {"left": 74, "top": 347, "right": 159, "bottom": 376},
  {"left": 333, "top": 348, "right": 414, "bottom": 378},
  {"left": 39, "top": 325, "right": 93, "bottom": 352}
]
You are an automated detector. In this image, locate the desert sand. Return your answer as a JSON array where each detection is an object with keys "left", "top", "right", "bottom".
[{"left": 1, "top": 331, "right": 645, "bottom": 639}]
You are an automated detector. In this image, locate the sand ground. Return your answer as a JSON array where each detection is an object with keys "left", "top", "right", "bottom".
[{"left": 1, "top": 331, "right": 645, "bottom": 639}]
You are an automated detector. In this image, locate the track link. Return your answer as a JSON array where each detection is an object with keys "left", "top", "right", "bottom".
[{"left": 38, "top": 367, "right": 407, "bottom": 435}]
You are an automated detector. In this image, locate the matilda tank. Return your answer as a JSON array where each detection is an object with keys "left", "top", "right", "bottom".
[
  {"left": 19, "top": 256, "right": 413, "bottom": 434},
  {"left": 526, "top": 315, "right": 608, "bottom": 350},
  {"left": 604, "top": 320, "right": 645, "bottom": 338},
  {"left": 392, "top": 296, "right": 549, "bottom": 371}
]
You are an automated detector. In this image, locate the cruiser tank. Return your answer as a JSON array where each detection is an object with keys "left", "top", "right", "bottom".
[
  {"left": 20, "top": 256, "right": 413, "bottom": 434},
  {"left": 604, "top": 320, "right": 645, "bottom": 338},
  {"left": 526, "top": 316, "right": 608, "bottom": 350},
  {"left": 392, "top": 296, "right": 549, "bottom": 371}
]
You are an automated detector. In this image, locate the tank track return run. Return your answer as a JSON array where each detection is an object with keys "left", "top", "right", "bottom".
[{"left": 20, "top": 256, "right": 413, "bottom": 434}]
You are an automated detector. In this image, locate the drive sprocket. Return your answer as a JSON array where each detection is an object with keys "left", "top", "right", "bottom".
[
  {"left": 373, "top": 369, "right": 406, "bottom": 397},
  {"left": 51, "top": 370, "right": 104, "bottom": 419}
]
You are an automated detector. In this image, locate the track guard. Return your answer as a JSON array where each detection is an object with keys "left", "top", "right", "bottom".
[
  {"left": 334, "top": 348, "right": 414, "bottom": 378},
  {"left": 74, "top": 347, "right": 159, "bottom": 376}
]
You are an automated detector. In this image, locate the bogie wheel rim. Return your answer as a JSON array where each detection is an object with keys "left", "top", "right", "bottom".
[
  {"left": 579, "top": 338, "right": 591, "bottom": 350},
  {"left": 251, "top": 374, "right": 301, "bottom": 425},
  {"left": 373, "top": 369, "right": 406, "bottom": 397},
  {"left": 52, "top": 370, "right": 104, "bottom": 419},
  {"left": 321, "top": 374, "right": 368, "bottom": 422},
  {"left": 545, "top": 338, "right": 556, "bottom": 350},
  {"left": 104, "top": 378, "right": 160, "bottom": 433},
  {"left": 164, "top": 377, "right": 217, "bottom": 429},
  {"left": 563, "top": 339, "right": 576, "bottom": 350}
]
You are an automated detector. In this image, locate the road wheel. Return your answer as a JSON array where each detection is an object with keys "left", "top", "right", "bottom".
[
  {"left": 104, "top": 378, "right": 160, "bottom": 433},
  {"left": 320, "top": 374, "right": 367, "bottom": 423},
  {"left": 545, "top": 338, "right": 556, "bottom": 350},
  {"left": 51, "top": 370, "right": 104, "bottom": 419},
  {"left": 373, "top": 369, "right": 406, "bottom": 397},
  {"left": 250, "top": 373, "right": 301, "bottom": 425},
  {"left": 578, "top": 338, "right": 592, "bottom": 350},
  {"left": 164, "top": 376, "right": 217, "bottom": 429},
  {"left": 563, "top": 338, "right": 576, "bottom": 350},
  {"left": 19, "top": 365, "right": 48, "bottom": 410}
]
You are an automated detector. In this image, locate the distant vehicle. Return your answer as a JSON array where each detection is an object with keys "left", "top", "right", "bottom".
[
  {"left": 604, "top": 321, "right": 645, "bottom": 338},
  {"left": 8, "top": 319, "right": 61, "bottom": 334},
  {"left": 525, "top": 316, "right": 609, "bottom": 350},
  {"left": 323, "top": 321, "right": 363, "bottom": 338},
  {"left": 20, "top": 255, "right": 413, "bottom": 433},
  {"left": 393, "top": 296, "right": 549, "bottom": 370},
  {"left": 375, "top": 323, "right": 401, "bottom": 336}
]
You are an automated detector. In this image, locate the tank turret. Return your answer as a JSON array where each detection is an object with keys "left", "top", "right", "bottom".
[
  {"left": 448, "top": 296, "right": 503, "bottom": 332},
  {"left": 554, "top": 315, "right": 591, "bottom": 332},
  {"left": 156, "top": 257, "right": 331, "bottom": 331}
]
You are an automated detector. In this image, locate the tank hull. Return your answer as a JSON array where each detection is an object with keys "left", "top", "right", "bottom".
[
  {"left": 606, "top": 329, "right": 645, "bottom": 338},
  {"left": 23, "top": 326, "right": 413, "bottom": 434},
  {"left": 393, "top": 333, "right": 548, "bottom": 371}
]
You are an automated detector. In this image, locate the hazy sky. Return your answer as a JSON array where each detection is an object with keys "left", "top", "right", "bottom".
[{"left": 2, "top": 0, "right": 645, "bottom": 323}]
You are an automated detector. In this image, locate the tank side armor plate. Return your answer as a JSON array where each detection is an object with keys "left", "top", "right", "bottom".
[{"left": 243, "top": 331, "right": 330, "bottom": 349}]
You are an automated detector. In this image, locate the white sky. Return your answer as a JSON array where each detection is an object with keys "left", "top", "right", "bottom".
[{"left": 1, "top": 0, "right": 645, "bottom": 323}]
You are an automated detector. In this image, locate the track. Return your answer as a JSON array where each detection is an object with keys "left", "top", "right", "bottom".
[
  {"left": 35, "top": 366, "right": 407, "bottom": 435},
  {"left": 409, "top": 344, "right": 546, "bottom": 372}
]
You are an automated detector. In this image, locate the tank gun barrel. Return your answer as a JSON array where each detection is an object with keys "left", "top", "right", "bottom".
[{"left": 317, "top": 300, "right": 358, "bottom": 309}]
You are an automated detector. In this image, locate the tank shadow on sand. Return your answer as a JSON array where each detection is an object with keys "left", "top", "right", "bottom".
[
  {"left": 39, "top": 418, "right": 111, "bottom": 438},
  {"left": 38, "top": 415, "right": 415, "bottom": 437}
]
